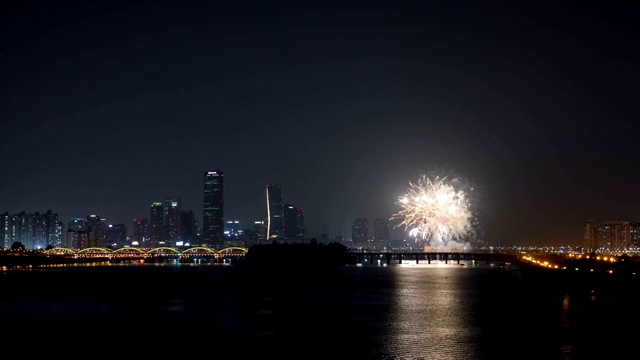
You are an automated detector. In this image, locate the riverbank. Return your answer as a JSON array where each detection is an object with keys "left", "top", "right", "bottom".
[
  {"left": 0, "top": 254, "right": 107, "bottom": 268},
  {"left": 514, "top": 253, "right": 640, "bottom": 298}
]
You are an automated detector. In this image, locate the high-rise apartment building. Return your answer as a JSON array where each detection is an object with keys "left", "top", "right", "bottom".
[
  {"left": 149, "top": 202, "right": 163, "bottom": 247},
  {"left": 0, "top": 210, "right": 62, "bottom": 249},
  {"left": 86, "top": 214, "right": 106, "bottom": 247},
  {"left": 66, "top": 217, "right": 87, "bottom": 249},
  {"left": 203, "top": 170, "right": 224, "bottom": 247},
  {"left": 584, "top": 219, "right": 640, "bottom": 253},
  {"left": 163, "top": 197, "right": 182, "bottom": 246},
  {"left": 69, "top": 230, "right": 89, "bottom": 249},
  {"left": 0, "top": 212, "right": 14, "bottom": 249},
  {"left": 266, "top": 184, "right": 284, "bottom": 241}
]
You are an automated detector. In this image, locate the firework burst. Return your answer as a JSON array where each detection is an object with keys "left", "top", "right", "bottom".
[{"left": 391, "top": 174, "right": 474, "bottom": 251}]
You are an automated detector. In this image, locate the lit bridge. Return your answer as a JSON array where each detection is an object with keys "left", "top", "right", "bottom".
[
  {"left": 349, "top": 251, "right": 520, "bottom": 265},
  {"left": 43, "top": 246, "right": 249, "bottom": 264}
]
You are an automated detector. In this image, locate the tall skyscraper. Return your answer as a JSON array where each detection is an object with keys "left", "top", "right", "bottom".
[
  {"left": 266, "top": 184, "right": 284, "bottom": 241},
  {"left": 284, "top": 204, "right": 306, "bottom": 242},
  {"left": 163, "top": 197, "right": 182, "bottom": 246},
  {"left": 296, "top": 207, "right": 306, "bottom": 241},
  {"left": 149, "top": 202, "right": 163, "bottom": 247},
  {"left": 86, "top": 214, "right": 106, "bottom": 247},
  {"left": 203, "top": 170, "right": 224, "bottom": 247}
]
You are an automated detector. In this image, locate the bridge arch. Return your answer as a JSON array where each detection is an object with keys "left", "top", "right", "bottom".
[
  {"left": 147, "top": 247, "right": 180, "bottom": 254},
  {"left": 44, "top": 247, "right": 77, "bottom": 255},
  {"left": 217, "top": 247, "right": 248, "bottom": 254},
  {"left": 113, "top": 247, "right": 146, "bottom": 254},
  {"left": 182, "top": 247, "right": 217, "bottom": 254},
  {"left": 78, "top": 247, "right": 113, "bottom": 254}
]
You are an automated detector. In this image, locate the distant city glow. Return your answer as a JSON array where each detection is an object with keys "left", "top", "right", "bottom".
[{"left": 391, "top": 174, "right": 474, "bottom": 252}]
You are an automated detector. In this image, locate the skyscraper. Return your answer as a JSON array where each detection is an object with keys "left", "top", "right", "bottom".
[
  {"left": 163, "top": 197, "right": 182, "bottom": 246},
  {"left": 86, "top": 214, "right": 106, "bottom": 247},
  {"left": 284, "top": 204, "right": 306, "bottom": 242},
  {"left": 203, "top": 170, "right": 224, "bottom": 247},
  {"left": 149, "top": 202, "right": 163, "bottom": 247},
  {"left": 296, "top": 207, "right": 306, "bottom": 241},
  {"left": 266, "top": 184, "right": 284, "bottom": 241}
]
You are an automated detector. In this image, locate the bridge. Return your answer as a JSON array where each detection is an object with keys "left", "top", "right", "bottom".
[
  {"left": 43, "top": 246, "right": 249, "bottom": 264},
  {"left": 9, "top": 247, "right": 522, "bottom": 268},
  {"left": 43, "top": 247, "right": 517, "bottom": 265},
  {"left": 348, "top": 251, "right": 520, "bottom": 265}
]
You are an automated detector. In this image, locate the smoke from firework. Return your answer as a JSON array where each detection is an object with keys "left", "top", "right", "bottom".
[{"left": 391, "top": 174, "right": 476, "bottom": 251}]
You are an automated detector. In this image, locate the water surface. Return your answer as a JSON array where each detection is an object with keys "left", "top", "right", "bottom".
[{"left": 1, "top": 261, "right": 634, "bottom": 359}]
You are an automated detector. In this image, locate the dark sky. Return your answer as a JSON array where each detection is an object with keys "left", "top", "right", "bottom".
[{"left": 1, "top": 0, "right": 638, "bottom": 247}]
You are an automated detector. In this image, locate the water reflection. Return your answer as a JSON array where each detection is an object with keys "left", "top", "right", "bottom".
[
  {"left": 3, "top": 261, "right": 639, "bottom": 359},
  {"left": 384, "top": 262, "right": 482, "bottom": 359}
]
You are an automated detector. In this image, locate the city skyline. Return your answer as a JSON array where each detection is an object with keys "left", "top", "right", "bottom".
[
  {"left": 6, "top": 177, "right": 640, "bottom": 251},
  {"left": 1, "top": 1, "right": 638, "bottom": 247},
  {"left": 0, "top": 171, "right": 408, "bottom": 244}
]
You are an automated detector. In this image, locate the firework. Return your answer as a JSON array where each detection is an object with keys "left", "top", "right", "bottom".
[{"left": 391, "top": 174, "right": 474, "bottom": 251}]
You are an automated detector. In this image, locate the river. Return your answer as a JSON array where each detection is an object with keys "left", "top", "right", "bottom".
[{"left": 1, "top": 260, "right": 637, "bottom": 359}]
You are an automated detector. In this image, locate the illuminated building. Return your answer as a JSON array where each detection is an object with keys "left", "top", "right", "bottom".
[
  {"left": 203, "top": 170, "right": 224, "bottom": 247},
  {"left": 162, "top": 197, "right": 182, "bottom": 246},
  {"left": 266, "top": 184, "right": 284, "bottom": 241},
  {"left": 584, "top": 219, "right": 640, "bottom": 253},
  {"left": 86, "top": 214, "right": 106, "bottom": 247},
  {"left": 149, "top": 202, "right": 163, "bottom": 247},
  {"left": 0, "top": 210, "right": 62, "bottom": 249}
]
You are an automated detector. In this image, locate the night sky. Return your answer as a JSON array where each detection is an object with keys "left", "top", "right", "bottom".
[{"left": 1, "top": 0, "right": 638, "bottom": 247}]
